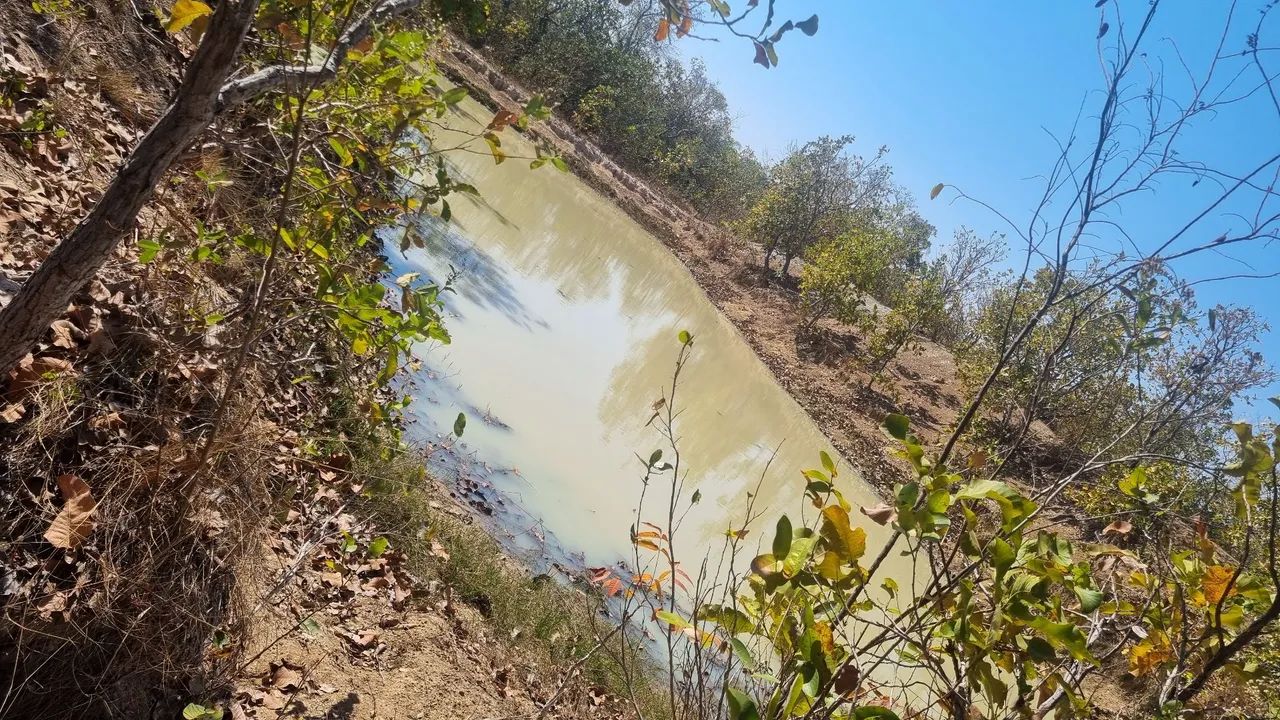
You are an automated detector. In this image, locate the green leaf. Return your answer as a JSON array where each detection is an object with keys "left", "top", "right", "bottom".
[
  {"left": 299, "top": 617, "right": 322, "bottom": 636},
  {"left": 453, "top": 412, "right": 466, "bottom": 437},
  {"left": 730, "top": 638, "right": 754, "bottom": 668},
  {"left": 138, "top": 238, "right": 163, "bottom": 264},
  {"left": 326, "top": 136, "right": 354, "bottom": 166},
  {"left": 991, "top": 537, "right": 1016, "bottom": 572},
  {"left": 551, "top": 156, "right": 569, "bottom": 172},
  {"left": 441, "top": 87, "right": 468, "bottom": 105},
  {"left": 819, "top": 450, "right": 836, "bottom": 476},
  {"left": 182, "top": 704, "right": 223, "bottom": 720},
  {"left": 750, "top": 553, "right": 779, "bottom": 577},
  {"left": 796, "top": 14, "right": 819, "bottom": 36},
  {"left": 782, "top": 535, "right": 818, "bottom": 577},
  {"left": 678, "top": 329, "right": 692, "bottom": 345},
  {"left": 654, "top": 610, "right": 690, "bottom": 630},
  {"left": 772, "top": 515, "right": 793, "bottom": 557},
  {"left": 1074, "top": 586, "right": 1105, "bottom": 613},
  {"left": 649, "top": 449, "right": 663, "bottom": 466},
  {"left": 883, "top": 413, "right": 910, "bottom": 440},
  {"left": 368, "top": 537, "right": 389, "bottom": 558},
  {"left": 1020, "top": 634, "right": 1056, "bottom": 662},
  {"left": 820, "top": 506, "right": 866, "bottom": 562},
  {"left": 698, "top": 604, "right": 754, "bottom": 635},
  {"left": 483, "top": 133, "right": 506, "bottom": 164},
  {"left": 691, "top": 488, "right": 702, "bottom": 504},
  {"left": 726, "top": 688, "right": 760, "bottom": 720},
  {"left": 1030, "top": 618, "right": 1092, "bottom": 662}
]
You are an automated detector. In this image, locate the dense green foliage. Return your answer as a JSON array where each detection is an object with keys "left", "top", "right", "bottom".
[
  {"left": 959, "top": 268, "right": 1273, "bottom": 466},
  {"left": 738, "top": 135, "right": 933, "bottom": 280},
  {"left": 459, "top": 0, "right": 767, "bottom": 219}
]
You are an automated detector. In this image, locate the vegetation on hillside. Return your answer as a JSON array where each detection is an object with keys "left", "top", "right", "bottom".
[{"left": 457, "top": 0, "right": 773, "bottom": 220}]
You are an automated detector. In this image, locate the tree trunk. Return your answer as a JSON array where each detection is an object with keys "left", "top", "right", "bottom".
[
  {"left": 0, "top": 0, "right": 260, "bottom": 372},
  {"left": 763, "top": 243, "right": 774, "bottom": 271},
  {"left": 781, "top": 253, "right": 794, "bottom": 277}
]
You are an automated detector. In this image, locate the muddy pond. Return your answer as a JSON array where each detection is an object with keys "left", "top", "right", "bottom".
[{"left": 389, "top": 96, "right": 910, "bottom": 590}]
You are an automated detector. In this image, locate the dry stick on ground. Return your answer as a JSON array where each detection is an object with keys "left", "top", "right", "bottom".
[{"left": 0, "top": 0, "right": 426, "bottom": 374}]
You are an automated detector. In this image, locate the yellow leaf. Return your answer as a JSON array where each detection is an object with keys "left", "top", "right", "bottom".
[
  {"left": 1128, "top": 633, "right": 1171, "bottom": 676},
  {"left": 351, "top": 335, "right": 369, "bottom": 355},
  {"left": 44, "top": 475, "right": 96, "bottom": 549},
  {"left": 821, "top": 506, "right": 867, "bottom": 562},
  {"left": 1202, "top": 565, "right": 1238, "bottom": 606},
  {"left": 165, "top": 0, "right": 213, "bottom": 34}
]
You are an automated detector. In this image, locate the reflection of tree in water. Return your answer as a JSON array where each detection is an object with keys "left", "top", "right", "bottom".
[
  {"left": 595, "top": 321, "right": 840, "bottom": 542},
  {"left": 437, "top": 139, "right": 643, "bottom": 305},
  {"left": 402, "top": 217, "right": 548, "bottom": 331}
]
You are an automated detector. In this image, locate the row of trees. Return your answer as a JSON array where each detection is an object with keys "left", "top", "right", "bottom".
[{"left": 459, "top": 0, "right": 770, "bottom": 220}]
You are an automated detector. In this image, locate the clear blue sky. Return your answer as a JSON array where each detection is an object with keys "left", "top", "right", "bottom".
[{"left": 681, "top": 1, "right": 1280, "bottom": 409}]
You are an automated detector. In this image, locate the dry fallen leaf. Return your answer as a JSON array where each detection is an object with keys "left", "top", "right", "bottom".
[
  {"left": 1103, "top": 519, "right": 1133, "bottom": 537},
  {"left": 269, "top": 661, "right": 303, "bottom": 691},
  {"left": 44, "top": 474, "right": 96, "bottom": 549},
  {"left": 429, "top": 539, "right": 450, "bottom": 562},
  {"left": 0, "top": 402, "right": 25, "bottom": 424},
  {"left": 49, "top": 319, "right": 78, "bottom": 349},
  {"left": 88, "top": 411, "right": 125, "bottom": 431}
]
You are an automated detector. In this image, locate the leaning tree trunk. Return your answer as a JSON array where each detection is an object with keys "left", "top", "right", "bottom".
[{"left": 0, "top": 0, "right": 261, "bottom": 372}]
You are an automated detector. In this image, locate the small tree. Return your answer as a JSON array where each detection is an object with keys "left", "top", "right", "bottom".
[
  {"left": 739, "top": 135, "right": 866, "bottom": 275},
  {"left": 798, "top": 228, "right": 898, "bottom": 332},
  {"left": 863, "top": 271, "right": 946, "bottom": 387},
  {"left": 926, "top": 227, "right": 1007, "bottom": 346}
]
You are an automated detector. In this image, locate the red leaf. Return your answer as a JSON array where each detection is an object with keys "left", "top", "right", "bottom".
[{"left": 654, "top": 18, "right": 670, "bottom": 41}]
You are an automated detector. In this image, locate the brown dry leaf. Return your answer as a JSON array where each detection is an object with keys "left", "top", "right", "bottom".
[
  {"left": 49, "top": 319, "right": 78, "bottom": 349},
  {"left": 338, "top": 628, "right": 380, "bottom": 650},
  {"left": 88, "top": 411, "right": 125, "bottom": 431},
  {"left": 0, "top": 402, "right": 25, "bottom": 423},
  {"left": 429, "top": 539, "right": 450, "bottom": 561},
  {"left": 654, "top": 17, "right": 670, "bottom": 41},
  {"left": 269, "top": 661, "right": 303, "bottom": 691},
  {"left": 44, "top": 474, "right": 96, "bottom": 549},
  {"left": 87, "top": 279, "right": 110, "bottom": 302},
  {"left": 967, "top": 449, "right": 989, "bottom": 469},
  {"left": 1103, "top": 519, "right": 1133, "bottom": 537},
  {"left": 860, "top": 503, "right": 895, "bottom": 526},
  {"left": 487, "top": 109, "right": 519, "bottom": 131},
  {"left": 6, "top": 354, "right": 75, "bottom": 402},
  {"left": 37, "top": 590, "right": 69, "bottom": 620}
]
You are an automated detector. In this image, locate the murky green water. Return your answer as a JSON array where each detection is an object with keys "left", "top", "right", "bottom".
[{"left": 394, "top": 96, "right": 909, "bottom": 586}]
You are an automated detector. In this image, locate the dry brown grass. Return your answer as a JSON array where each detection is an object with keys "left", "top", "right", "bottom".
[{"left": 0, "top": 308, "right": 279, "bottom": 718}]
